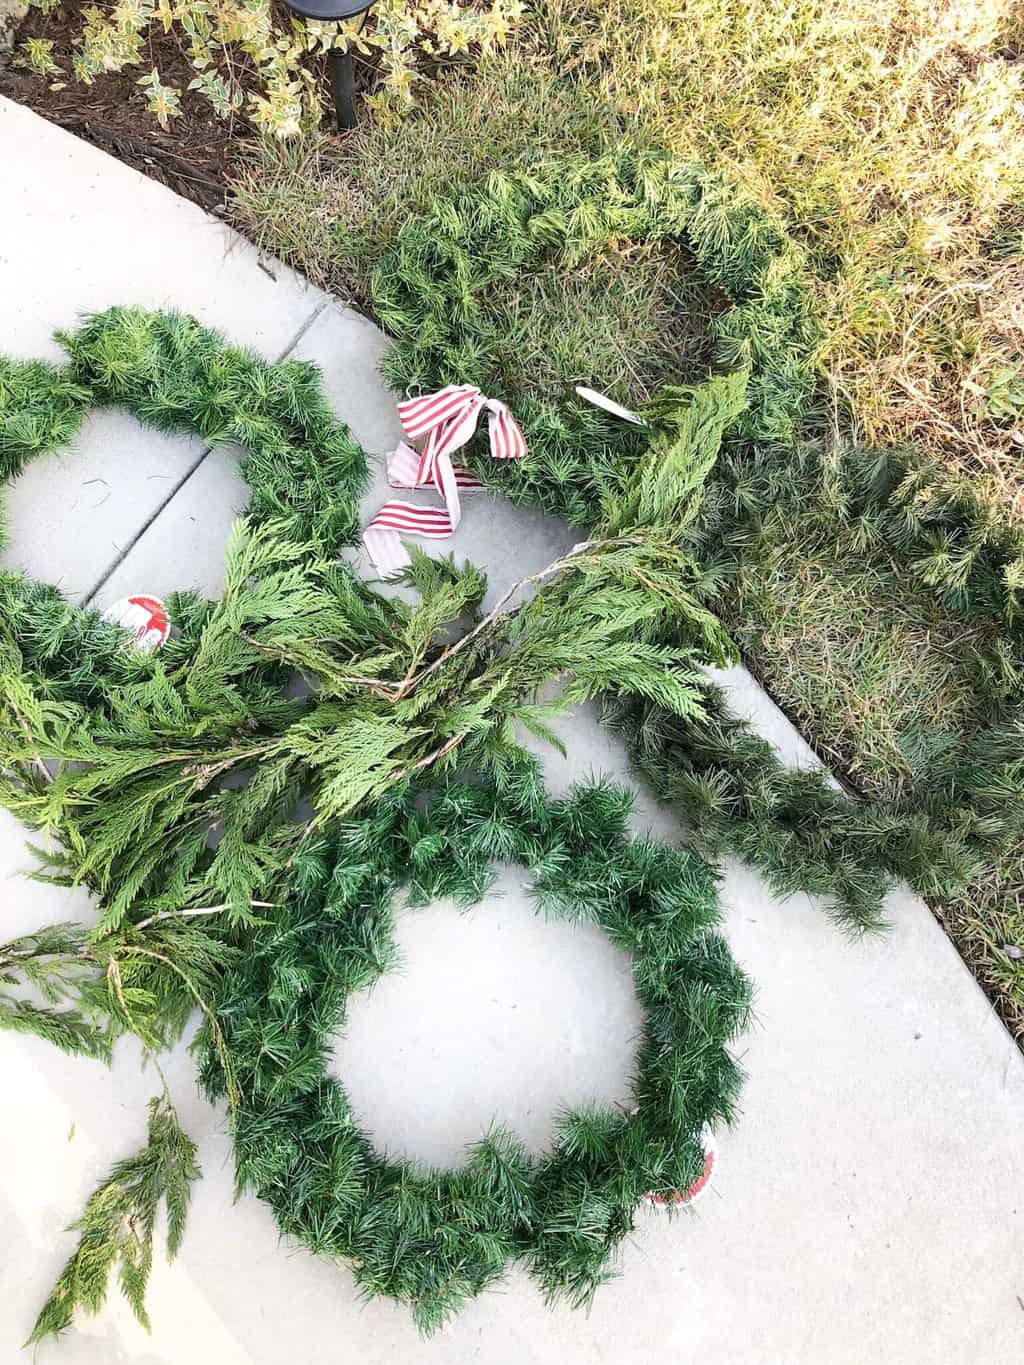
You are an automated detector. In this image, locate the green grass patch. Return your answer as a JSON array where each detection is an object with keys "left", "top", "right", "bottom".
[
  {"left": 467, "top": 243, "right": 721, "bottom": 406},
  {"left": 727, "top": 523, "right": 1005, "bottom": 805}
]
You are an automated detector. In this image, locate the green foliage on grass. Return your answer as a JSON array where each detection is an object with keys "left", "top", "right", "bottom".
[
  {"left": 231, "top": 15, "right": 1024, "bottom": 1024},
  {"left": 538, "top": 0, "right": 1024, "bottom": 494},
  {"left": 725, "top": 499, "right": 1011, "bottom": 807},
  {"left": 372, "top": 150, "right": 819, "bottom": 450}
]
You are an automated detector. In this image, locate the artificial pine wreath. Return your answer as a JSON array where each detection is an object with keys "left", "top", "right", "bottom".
[
  {"left": 1, "top": 307, "right": 369, "bottom": 550},
  {"left": 204, "top": 765, "right": 751, "bottom": 1332},
  {"left": 3, "top": 304, "right": 759, "bottom": 1342},
  {"left": 372, "top": 149, "right": 822, "bottom": 530},
  {"left": 0, "top": 305, "right": 368, "bottom": 704}
]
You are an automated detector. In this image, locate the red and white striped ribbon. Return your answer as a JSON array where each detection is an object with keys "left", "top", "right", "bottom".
[{"left": 363, "top": 384, "right": 527, "bottom": 578}]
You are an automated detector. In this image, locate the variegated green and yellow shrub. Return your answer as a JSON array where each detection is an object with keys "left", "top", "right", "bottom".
[{"left": 16, "top": 0, "right": 523, "bottom": 134}]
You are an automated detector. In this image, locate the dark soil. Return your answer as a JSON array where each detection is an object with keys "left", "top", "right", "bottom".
[
  {"left": 0, "top": 0, "right": 377, "bottom": 212},
  {"left": 0, "top": 2, "right": 250, "bottom": 209}
]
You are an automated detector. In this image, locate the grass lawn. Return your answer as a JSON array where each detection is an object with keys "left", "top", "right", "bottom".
[
  {"left": 728, "top": 526, "right": 1004, "bottom": 807},
  {"left": 728, "top": 519, "right": 1024, "bottom": 1037},
  {"left": 943, "top": 842, "right": 1024, "bottom": 1037}
]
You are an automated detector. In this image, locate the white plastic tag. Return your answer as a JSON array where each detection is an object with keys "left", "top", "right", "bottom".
[{"left": 575, "top": 385, "right": 645, "bottom": 426}]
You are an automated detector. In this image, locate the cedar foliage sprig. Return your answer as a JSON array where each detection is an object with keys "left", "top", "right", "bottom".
[
  {"left": 2, "top": 516, "right": 729, "bottom": 939},
  {"left": 0, "top": 922, "right": 110, "bottom": 1059},
  {"left": 27, "top": 1092, "right": 200, "bottom": 1345}
]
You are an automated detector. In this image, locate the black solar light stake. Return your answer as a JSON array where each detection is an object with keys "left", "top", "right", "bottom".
[{"left": 284, "top": 0, "right": 375, "bottom": 131}]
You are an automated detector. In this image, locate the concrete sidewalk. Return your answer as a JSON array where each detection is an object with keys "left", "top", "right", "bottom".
[{"left": 1, "top": 96, "right": 1022, "bottom": 1365}]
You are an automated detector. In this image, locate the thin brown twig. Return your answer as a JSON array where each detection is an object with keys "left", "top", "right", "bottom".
[
  {"left": 240, "top": 631, "right": 399, "bottom": 698},
  {"left": 286, "top": 813, "right": 323, "bottom": 869},
  {"left": 390, "top": 731, "right": 468, "bottom": 784}
]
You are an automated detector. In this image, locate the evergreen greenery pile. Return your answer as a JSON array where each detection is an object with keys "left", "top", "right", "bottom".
[
  {"left": 369, "top": 151, "right": 1024, "bottom": 933},
  {"left": 8, "top": 152, "right": 1021, "bottom": 1335},
  {"left": 26, "top": 1092, "right": 200, "bottom": 1344},
  {"left": 13, "top": 163, "right": 1017, "bottom": 1339},
  {"left": 0, "top": 306, "right": 756, "bottom": 1340},
  {"left": 206, "top": 765, "right": 750, "bottom": 1332}
]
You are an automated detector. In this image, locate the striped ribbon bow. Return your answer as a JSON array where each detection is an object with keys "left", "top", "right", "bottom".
[{"left": 362, "top": 384, "right": 527, "bottom": 578}]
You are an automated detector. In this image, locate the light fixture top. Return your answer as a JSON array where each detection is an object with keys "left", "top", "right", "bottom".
[{"left": 283, "top": 0, "right": 373, "bottom": 19}]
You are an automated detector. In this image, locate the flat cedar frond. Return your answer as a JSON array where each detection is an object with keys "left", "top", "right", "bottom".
[
  {"left": 604, "top": 369, "right": 750, "bottom": 534},
  {"left": 0, "top": 997, "right": 109, "bottom": 1059},
  {"left": 27, "top": 1093, "right": 200, "bottom": 1345}
]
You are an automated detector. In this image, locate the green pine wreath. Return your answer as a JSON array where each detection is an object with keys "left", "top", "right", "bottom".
[
  {"left": 0, "top": 305, "right": 368, "bottom": 701},
  {"left": 371, "top": 148, "right": 823, "bottom": 529},
  {"left": 204, "top": 764, "right": 751, "bottom": 1333},
  {"left": 1, "top": 307, "right": 368, "bottom": 560}
]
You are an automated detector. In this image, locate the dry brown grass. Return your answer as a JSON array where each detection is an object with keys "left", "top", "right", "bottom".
[
  {"left": 726, "top": 522, "right": 1004, "bottom": 805},
  {"left": 939, "top": 841, "right": 1024, "bottom": 1040}
]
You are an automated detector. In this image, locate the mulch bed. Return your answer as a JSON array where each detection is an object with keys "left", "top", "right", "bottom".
[
  {"left": 0, "top": 0, "right": 374, "bottom": 212},
  {"left": 0, "top": 1, "right": 250, "bottom": 209}
]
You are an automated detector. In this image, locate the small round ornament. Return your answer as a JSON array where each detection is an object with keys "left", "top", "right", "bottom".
[{"left": 102, "top": 594, "right": 170, "bottom": 653}]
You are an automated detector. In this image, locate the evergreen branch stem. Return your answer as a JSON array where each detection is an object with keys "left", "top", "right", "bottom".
[
  {"left": 395, "top": 537, "right": 640, "bottom": 700},
  {"left": 114, "top": 946, "right": 240, "bottom": 1109},
  {"left": 131, "top": 900, "right": 277, "bottom": 931}
]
